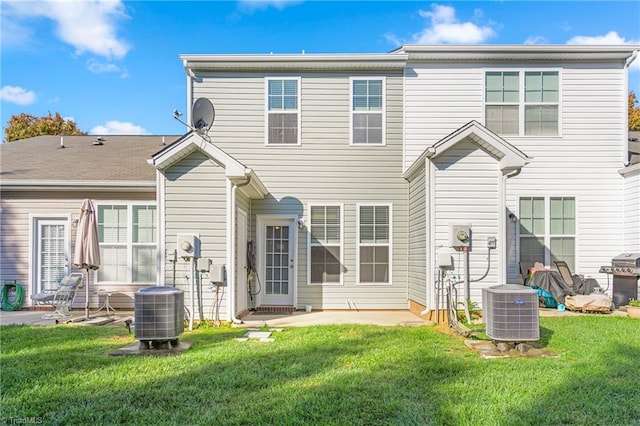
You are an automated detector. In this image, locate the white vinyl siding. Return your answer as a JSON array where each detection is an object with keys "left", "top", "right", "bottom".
[
  {"left": 432, "top": 141, "right": 500, "bottom": 304},
  {"left": 309, "top": 204, "right": 343, "bottom": 285},
  {"left": 485, "top": 70, "right": 559, "bottom": 137},
  {"left": 351, "top": 77, "right": 385, "bottom": 145},
  {"left": 98, "top": 203, "right": 157, "bottom": 284},
  {"left": 265, "top": 77, "right": 301, "bottom": 145},
  {"left": 357, "top": 204, "right": 392, "bottom": 284},
  {"left": 519, "top": 196, "right": 576, "bottom": 271},
  {"left": 407, "top": 163, "right": 427, "bottom": 305}
]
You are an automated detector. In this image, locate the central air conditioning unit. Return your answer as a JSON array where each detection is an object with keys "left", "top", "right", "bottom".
[
  {"left": 134, "top": 286, "right": 184, "bottom": 350},
  {"left": 482, "top": 284, "right": 540, "bottom": 342}
]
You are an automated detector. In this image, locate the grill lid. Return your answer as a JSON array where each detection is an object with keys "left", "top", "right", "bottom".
[{"left": 611, "top": 253, "right": 640, "bottom": 268}]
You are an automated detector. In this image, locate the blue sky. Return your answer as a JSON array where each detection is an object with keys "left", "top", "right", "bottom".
[{"left": 1, "top": 0, "right": 639, "bottom": 139}]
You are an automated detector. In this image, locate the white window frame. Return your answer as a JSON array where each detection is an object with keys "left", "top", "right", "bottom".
[
  {"left": 356, "top": 203, "right": 393, "bottom": 285},
  {"left": 307, "top": 203, "right": 344, "bottom": 286},
  {"left": 484, "top": 68, "right": 562, "bottom": 137},
  {"left": 349, "top": 76, "right": 386, "bottom": 146},
  {"left": 264, "top": 76, "right": 302, "bottom": 146},
  {"left": 29, "top": 214, "right": 72, "bottom": 295},
  {"left": 517, "top": 195, "right": 577, "bottom": 271},
  {"left": 96, "top": 202, "right": 158, "bottom": 285}
]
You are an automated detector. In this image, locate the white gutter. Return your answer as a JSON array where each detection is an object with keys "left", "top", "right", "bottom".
[{"left": 0, "top": 180, "right": 155, "bottom": 191}]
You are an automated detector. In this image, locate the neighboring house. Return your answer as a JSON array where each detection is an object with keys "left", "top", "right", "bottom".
[
  {"left": 0, "top": 135, "right": 178, "bottom": 309},
  {"left": 150, "top": 45, "right": 639, "bottom": 322}
]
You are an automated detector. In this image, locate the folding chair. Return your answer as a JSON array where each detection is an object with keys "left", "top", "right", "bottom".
[{"left": 31, "top": 273, "right": 84, "bottom": 319}]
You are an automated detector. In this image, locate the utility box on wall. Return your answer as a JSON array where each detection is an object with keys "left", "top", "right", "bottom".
[
  {"left": 449, "top": 225, "right": 471, "bottom": 250},
  {"left": 177, "top": 234, "right": 199, "bottom": 259}
]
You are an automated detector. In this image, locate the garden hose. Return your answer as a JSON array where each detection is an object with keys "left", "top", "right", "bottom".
[{"left": 1, "top": 281, "right": 25, "bottom": 311}]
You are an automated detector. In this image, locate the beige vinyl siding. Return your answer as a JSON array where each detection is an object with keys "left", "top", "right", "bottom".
[
  {"left": 623, "top": 170, "right": 640, "bottom": 252},
  {"left": 433, "top": 141, "right": 500, "bottom": 305},
  {"left": 407, "top": 162, "right": 427, "bottom": 305},
  {"left": 163, "top": 151, "right": 228, "bottom": 317},
  {"left": 192, "top": 72, "right": 408, "bottom": 309},
  {"left": 0, "top": 190, "right": 155, "bottom": 309}
]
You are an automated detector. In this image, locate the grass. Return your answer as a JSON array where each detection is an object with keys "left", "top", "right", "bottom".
[{"left": 1, "top": 316, "right": 639, "bottom": 425}]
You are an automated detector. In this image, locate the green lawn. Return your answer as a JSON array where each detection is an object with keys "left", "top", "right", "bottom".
[{"left": 1, "top": 316, "right": 639, "bottom": 425}]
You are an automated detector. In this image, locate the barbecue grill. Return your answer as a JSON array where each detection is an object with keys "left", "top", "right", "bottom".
[{"left": 599, "top": 253, "right": 640, "bottom": 306}]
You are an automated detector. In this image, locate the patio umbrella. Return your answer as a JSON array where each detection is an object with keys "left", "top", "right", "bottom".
[{"left": 73, "top": 199, "right": 101, "bottom": 319}]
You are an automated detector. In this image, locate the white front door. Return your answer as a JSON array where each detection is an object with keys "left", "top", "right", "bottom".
[
  {"left": 259, "top": 218, "right": 295, "bottom": 306},
  {"left": 34, "top": 219, "right": 70, "bottom": 293}
]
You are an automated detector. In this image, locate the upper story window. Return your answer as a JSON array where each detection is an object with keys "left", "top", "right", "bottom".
[
  {"left": 97, "top": 204, "right": 157, "bottom": 283},
  {"left": 351, "top": 77, "right": 385, "bottom": 145},
  {"left": 485, "top": 71, "right": 559, "bottom": 136},
  {"left": 266, "top": 77, "right": 301, "bottom": 145}
]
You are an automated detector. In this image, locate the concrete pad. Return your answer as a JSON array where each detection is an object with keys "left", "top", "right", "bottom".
[
  {"left": 109, "top": 340, "right": 193, "bottom": 356},
  {"left": 465, "top": 339, "right": 558, "bottom": 359},
  {"left": 238, "top": 310, "right": 431, "bottom": 328},
  {"left": 245, "top": 331, "right": 272, "bottom": 339}
]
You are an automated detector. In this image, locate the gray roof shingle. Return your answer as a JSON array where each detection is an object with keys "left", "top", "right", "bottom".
[{"left": 0, "top": 135, "right": 180, "bottom": 182}]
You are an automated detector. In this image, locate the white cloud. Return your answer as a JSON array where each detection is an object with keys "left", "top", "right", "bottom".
[
  {"left": 0, "top": 85, "right": 37, "bottom": 105},
  {"left": 567, "top": 31, "right": 639, "bottom": 46},
  {"left": 87, "top": 59, "right": 128, "bottom": 77},
  {"left": 567, "top": 31, "right": 640, "bottom": 70},
  {"left": 238, "top": 0, "right": 302, "bottom": 12},
  {"left": 524, "top": 36, "right": 548, "bottom": 45},
  {"left": 4, "top": 0, "right": 130, "bottom": 60},
  {"left": 90, "top": 121, "right": 150, "bottom": 135},
  {"left": 412, "top": 4, "right": 496, "bottom": 44}
]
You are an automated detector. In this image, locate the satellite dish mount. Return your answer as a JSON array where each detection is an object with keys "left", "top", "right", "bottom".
[{"left": 173, "top": 97, "right": 215, "bottom": 138}]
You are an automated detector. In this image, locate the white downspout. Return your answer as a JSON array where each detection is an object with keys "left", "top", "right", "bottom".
[
  {"left": 183, "top": 59, "right": 194, "bottom": 132},
  {"left": 501, "top": 168, "right": 522, "bottom": 285},
  {"left": 228, "top": 180, "right": 237, "bottom": 323},
  {"left": 228, "top": 175, "right": 253, "bottom": 324}
]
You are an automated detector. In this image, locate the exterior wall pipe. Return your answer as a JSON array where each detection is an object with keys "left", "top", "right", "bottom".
[
  {"left": 228, "top": 175, "right": 253, "bottom": 323},
  {"left": 500, "top": 167, "right": 522, "bottom": 285}
]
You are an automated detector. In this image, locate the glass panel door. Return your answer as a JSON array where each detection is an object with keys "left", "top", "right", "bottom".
[
  {"left": 261, "top": 220, "right": 294, "bottom": 306},
  {"left": 36, "top": 220, "right": 68, "bottom": 292}
]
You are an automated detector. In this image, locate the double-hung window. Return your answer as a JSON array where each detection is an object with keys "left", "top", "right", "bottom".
[
  {"left": 485, "top": 70, "right": 559, "bottom": 136},
  {"left": 309, "top": 205, "right": 342, "bottom": 284},
  {"left": 351, "top": 77, "right": 385, "bottom": 145},
  {"left": 358, "top": 204, "right": 392, "bottom": 284},
  {"left": 97, "top": 204, "right": 157, "bottom": 283},
  {"left": 519, "top": 196, "right": 575, "bottom": 271},
  {"left": 266, "top": 77, "right": 300, "bottom": 145}
]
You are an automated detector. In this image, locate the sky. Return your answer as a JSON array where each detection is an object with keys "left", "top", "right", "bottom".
[{"left": 1, "top": 0, "right": 640, "bottom": 139}]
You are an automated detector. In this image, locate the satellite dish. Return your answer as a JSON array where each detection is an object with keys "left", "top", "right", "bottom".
[{"left": 191, "top": 97, "right": 215, "bottom": 134}]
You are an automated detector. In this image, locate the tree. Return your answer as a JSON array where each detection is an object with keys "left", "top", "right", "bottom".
[
  {"left": 630, "top": 91, "right": 640, "bottom": 131},
  {"left": 4, "top": 112, "right": 87, "bottom": 142}
]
